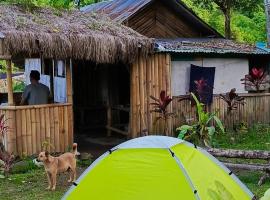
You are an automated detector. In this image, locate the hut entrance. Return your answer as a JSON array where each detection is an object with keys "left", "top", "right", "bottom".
[{"left": 72, "top": 61, "right": 130, "bottom": 151}]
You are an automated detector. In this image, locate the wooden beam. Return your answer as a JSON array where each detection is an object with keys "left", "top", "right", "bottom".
[
  {"left": 66, "top": 59, "right": 73, "bottom": 104},
  {"left": 6, "top": 60, "right": 14, "bottom": 106},
  {"left": 106, "top": 126, "right": 128, "bottom": 136},
  {"left": 0, "top": 55, "right": 11, "bottom": 60}
]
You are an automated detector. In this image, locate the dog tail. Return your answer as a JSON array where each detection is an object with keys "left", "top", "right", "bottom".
[{"left": 72, "top": 143, "right": 78, "bottom": 155}]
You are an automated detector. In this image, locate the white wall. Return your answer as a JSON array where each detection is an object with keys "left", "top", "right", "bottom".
[{"left": 171, "top": 58, "right": 249, "bottom": 96}]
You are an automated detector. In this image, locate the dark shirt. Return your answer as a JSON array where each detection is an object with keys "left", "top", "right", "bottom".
[{"left": 22, "top": 83, "right": 50, "bottom": 105}]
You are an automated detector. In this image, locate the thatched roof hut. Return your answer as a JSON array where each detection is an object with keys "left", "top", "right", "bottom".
[{"left": 0, "top": 4, "right": 153, "bottom": 63}]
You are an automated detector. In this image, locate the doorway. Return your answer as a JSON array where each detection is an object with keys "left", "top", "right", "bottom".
[{"left": 72, "top": 60, "right": 130, "bottom": 155}]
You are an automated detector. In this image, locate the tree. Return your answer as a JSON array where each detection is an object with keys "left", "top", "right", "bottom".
[{"left": 193, "top": 0, "right": 263, "bottom": 39}]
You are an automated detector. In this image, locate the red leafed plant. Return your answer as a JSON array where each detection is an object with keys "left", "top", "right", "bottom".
[
  {"left": 241, "top": 67, "right": 270, "bottom": 92},
  {"left": 150, "top": 90, "right": 174, "bottom": 134},
  {"left": 220, "top": 88, "right": 245, "bottom": 112},
  {"left": 0, "top": 114, "right": 14, "bottom": 176},
  {"left": 195, "top": 78, "right": 208, "bottom": 96}
]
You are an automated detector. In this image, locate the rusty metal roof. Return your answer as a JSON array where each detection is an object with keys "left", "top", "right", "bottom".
[
  {"left": 82, "top": 0, "right": 222, "bottom": 37},
  {"left": 81, "top": 0, "right": 152, "bottom": 22},
  {"left": 155, "top": 38, "right": 270, "bottom": 55}
]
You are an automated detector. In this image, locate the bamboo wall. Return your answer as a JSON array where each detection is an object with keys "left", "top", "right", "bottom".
[
  {"left": 130, "top": 53, "right": 173, "bottom": 138},
  {"left": 172, "top": 93, "right": 270, "bottom": 131},
  {"left": 0, "top": 103, "right": 73, "bottom": 156}
]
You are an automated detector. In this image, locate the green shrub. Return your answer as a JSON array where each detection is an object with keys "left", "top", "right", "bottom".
[{"left": 11, "top": 158, "right": 38, "bottom": 174}]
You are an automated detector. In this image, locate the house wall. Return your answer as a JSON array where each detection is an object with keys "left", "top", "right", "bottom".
[
  {"left": 126, "top": 1, "right": 203, "bottom": 38},
  {"left": 171, "top": 57, "right": 249, "bottom": 96}
]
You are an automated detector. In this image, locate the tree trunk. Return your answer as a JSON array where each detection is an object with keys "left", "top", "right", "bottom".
[
  {"left": 224, "top": 8, "right": 231, "bottom": 39},
  {"left": 223, "top": 162, "right": 270, "bottom": 172},
  {"left": 207, "top": 148, "right": 270, "bottom": 160}
]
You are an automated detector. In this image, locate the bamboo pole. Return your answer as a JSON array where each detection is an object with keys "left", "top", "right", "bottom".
[
  {"left": 139, "top": 56, "right": 145, "bottom": 135},
  {"left": 146, "top": 57, "right": 152, "bottom": 134},
  {"left": 130, "top": 61, "right": 137, "bottom": 138},
  {"left": 135, "top": 58, "right": 141, "bottom": 137},
  {"left": 31, "top": 109, "right": 36, "bottom": 154},
  {"left": 36, "top": 109, "right": 41, "bottom": 153},
  {"left": 6, "top": 60, "right": 14, "bottom": 106}
]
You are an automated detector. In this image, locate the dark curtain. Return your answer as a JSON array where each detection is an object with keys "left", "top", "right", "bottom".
[{"left": 189, "top": 64, "right": 215, "bottom": 105}]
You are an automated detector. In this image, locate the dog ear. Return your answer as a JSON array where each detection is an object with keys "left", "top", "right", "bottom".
[{"left": 45, "top": 151, "right": 49, "bottom": 157}]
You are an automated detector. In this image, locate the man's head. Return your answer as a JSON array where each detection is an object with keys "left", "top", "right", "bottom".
[{"left": 30, "top": 70, "right": 40, "bottom": 83}]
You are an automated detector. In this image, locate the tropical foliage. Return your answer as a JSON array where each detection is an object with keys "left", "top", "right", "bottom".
[
  {"left": 241, "top": 67, "right": 270, "bottom": 92},
  {"left": 0, "top": 114, "right": 14, "bottom": 177},
  {"left": 182, "top": 0, "right": 266, "bottom": 43},
  {"left": 0, "top": 0, "right": 101, "bottom": 9},
  {"left": 220, "top": 88, "right": 245, "bottom": 112},
  {"left": 177, "top": 93, "right": 224, "bottom": 147},
  {"left": 150, "top": 90, "right": 174, "bottom": 134}
]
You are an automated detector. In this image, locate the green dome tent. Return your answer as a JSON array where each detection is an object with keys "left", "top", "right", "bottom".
[{"left": 63, "top": 136, "right": 254, "bottom": 200}]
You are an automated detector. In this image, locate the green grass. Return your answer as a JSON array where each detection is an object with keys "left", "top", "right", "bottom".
[
  {"left": 0, "top": 169, "right": 66, "bottom": 200},
  {"left": 214, "top": 124, "right": 270, "bottom": 150},
  {"left": 214, "top": 123, "right": 270, "bottom": 197}
]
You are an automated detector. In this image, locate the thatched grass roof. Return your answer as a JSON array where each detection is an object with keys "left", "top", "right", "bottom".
[{"left": 0, "top": 4, "right": 154, "bottom": 63}]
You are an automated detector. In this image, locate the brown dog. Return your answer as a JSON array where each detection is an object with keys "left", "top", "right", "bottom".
[{"left": 37, "top": 143, "right": 77, "bottom": 191}]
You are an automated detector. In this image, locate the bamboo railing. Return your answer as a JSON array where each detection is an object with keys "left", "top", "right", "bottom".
[
  {"left": 0, "top": 103, "right": 73, "bottom": 156},
  {"left": 172, "top": 93, "right": 270, "bottom": 130}
]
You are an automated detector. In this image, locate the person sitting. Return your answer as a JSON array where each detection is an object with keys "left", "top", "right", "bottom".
[{"left": 21, "top": 70, "right": 50, "bottom": 105}]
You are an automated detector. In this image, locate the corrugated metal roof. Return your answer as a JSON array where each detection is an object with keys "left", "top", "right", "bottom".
[
  {"left": 155, "top": 38, "right": 270, "bottom": 55},
  {"left": 81, "top": 0, "right": 152, "bottom": 22},
  {"left": 82, "top": 0, "right": 222, "bottom": 37}
]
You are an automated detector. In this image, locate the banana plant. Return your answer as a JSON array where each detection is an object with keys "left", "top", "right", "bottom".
[{"left": 177, "top": 93, "right": 224, "bottom": 147}]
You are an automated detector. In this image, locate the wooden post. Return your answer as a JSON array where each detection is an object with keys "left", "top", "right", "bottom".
[
  {"left": 107, "top": 106, "right": 112, "bottom": 137},
  {"left": 66, "top": 59, "right": 73, "bottom": 104},
  {"left": 66, "top": 59, "right": 73, "bottom": 145},
  {"left": 6, "top": 60, "right": 14, "bottom": 106}
]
